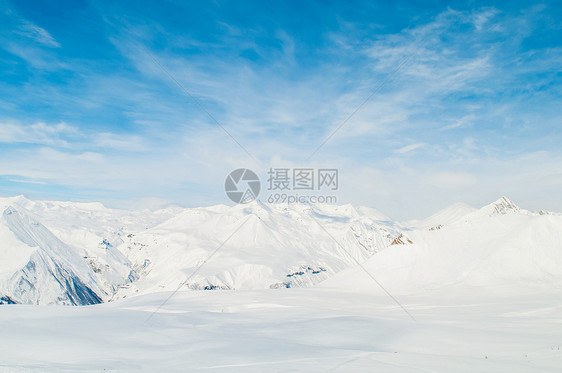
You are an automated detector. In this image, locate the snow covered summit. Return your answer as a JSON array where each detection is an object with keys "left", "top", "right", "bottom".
[{"left": 483, "top": 196, "right": 522, "bottom": 215}]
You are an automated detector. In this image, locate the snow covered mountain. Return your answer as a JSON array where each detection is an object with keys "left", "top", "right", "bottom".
[
  {"left": 324, "top": 197, "right": 562, "bottom": 294},
  {"left": 0, "top": 196, "right": 402, "bottom": 304},
  {"left": 113, "top": 201, "right": 401, "bottom": 297},
  {"left": 1, "top": 206, "right": 103, "bottom": 305},
  {"left": 1, "top": 195, "right": 561, "bottom": 305},
  {"left": 0, "top": 196, "right": 181, "bottom": 305}
]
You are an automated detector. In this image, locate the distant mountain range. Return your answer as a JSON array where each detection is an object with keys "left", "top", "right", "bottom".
[{"left": 1, "top": 195, "right": 560, "bottom": 305}]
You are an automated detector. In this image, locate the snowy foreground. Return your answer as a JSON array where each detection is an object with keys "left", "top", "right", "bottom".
[{"left": 1, "top": 286, "right": 561, "bottom": 372}]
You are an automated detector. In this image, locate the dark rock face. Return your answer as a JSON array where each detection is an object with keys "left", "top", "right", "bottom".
[{"left": 0, "top": 295, "right": 17, "bottom": 304}]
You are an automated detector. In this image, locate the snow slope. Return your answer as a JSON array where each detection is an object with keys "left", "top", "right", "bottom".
[
  {"left": 407, "top": 202, "right": 477, "bottom": 230},
  {"left": 1, "top": 288, "right": 561, "bottom": 372}
]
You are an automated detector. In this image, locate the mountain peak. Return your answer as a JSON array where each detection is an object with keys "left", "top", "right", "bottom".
[
  {"left": 0, "top": 195, "right": 33, "bottom": 209},
  {"left": 488, "top": 196, "right": 520, "bottom": 215}
]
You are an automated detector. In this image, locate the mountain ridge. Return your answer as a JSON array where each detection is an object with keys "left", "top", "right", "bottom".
[{"left": 0, "top": 195, "right": 559, "bottom": 305}]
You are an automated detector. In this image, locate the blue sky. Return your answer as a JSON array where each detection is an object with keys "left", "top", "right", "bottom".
[{"left": 0, "top": 0, "right": 561, "bottom": 219}]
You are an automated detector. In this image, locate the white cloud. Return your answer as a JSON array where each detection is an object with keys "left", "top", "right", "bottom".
[
  {"left": 442, "top": 114, "right": 476, "bottom": 130},
  {"left": 2, "top": 43, "right": 67, "bottom": 70},
  {"left": 0, "top": 121, "right": 149, "bottom": 153},
  {"left": 429, "top": 172, "right": 478, "bottom": 188},
  {"left": 471, "top": 8, "right": 500, "bottom": 31},
  {"left": 394, "top": 143, "right": 426, "bottom": 154},
  {"left": 1, "top": 1, "right": 60, "bottom": 48},
  {"left": 0, "top": 121, "right": 74, "bottom": 146},
  {"left": 7, "top": 178, "right": 48, "bottom": 185},
  {"left": 93, "top": 132, "right": 147, "bottom": 152},
  {"left": 17, "top": 23, "right": 60, "bottom": 47}
]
